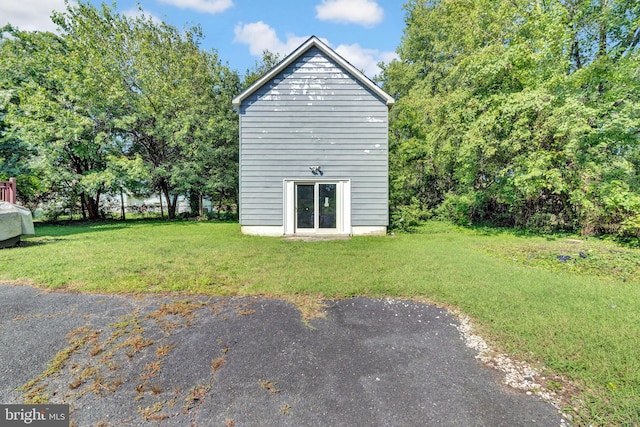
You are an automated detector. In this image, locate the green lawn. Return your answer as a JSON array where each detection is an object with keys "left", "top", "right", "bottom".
[{"left": 2, "top": 220, "right": 639, "bottom": 425}]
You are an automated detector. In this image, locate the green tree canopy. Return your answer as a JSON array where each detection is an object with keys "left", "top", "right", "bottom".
[
  {"left": 382, "top": 0, "right": 640, "bottom": 235},
  {"left": 0, "top": 2, "right": 241, "bottom": 220},
  {"left": 52, "top": 2, "right": 241, "bottom": 219},
  {"left": 0, "top": 26, "right": 118, "bottom": 218}
]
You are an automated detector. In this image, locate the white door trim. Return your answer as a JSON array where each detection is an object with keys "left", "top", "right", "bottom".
[{"left": 283, "top": 179, "right": 351, "bottom": 235}]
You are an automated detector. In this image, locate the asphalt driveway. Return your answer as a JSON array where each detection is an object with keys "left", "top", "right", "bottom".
[{"left": 0, "top": 284, "right": 564, "bottom": 426}]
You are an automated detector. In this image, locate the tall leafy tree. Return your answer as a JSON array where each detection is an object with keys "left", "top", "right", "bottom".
[
  {"left": 53, "top": 3, "right": 241, "bottom": 219},
  {"left": 0, "top": 94, "right": 40, "bottom": 208},
  {"left": 0, "top": 26, "right": 117, "bottom": 219},
  {"left": 382, "top": 0, "right": 640, "bottom": 235}
]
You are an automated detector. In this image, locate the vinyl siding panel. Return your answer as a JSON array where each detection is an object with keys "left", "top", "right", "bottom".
[{"left": 238, "top": 47, "right": 388, "bottom": 228}]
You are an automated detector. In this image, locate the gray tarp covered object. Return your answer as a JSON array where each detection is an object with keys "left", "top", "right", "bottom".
[{"left": 0, "top": 202, "right": 34, "bottom": 242}]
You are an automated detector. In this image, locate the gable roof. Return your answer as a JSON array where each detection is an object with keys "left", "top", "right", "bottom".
[{"left": 232, "top": 36, "right": 395, "bottom": 109}]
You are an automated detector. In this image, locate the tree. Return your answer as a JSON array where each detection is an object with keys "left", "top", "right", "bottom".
[
  {"left": 382, "top": 0, "right": 640, "bottom": 235},
  {"left": 242, "top": 50, "right": 282, "bottom": 88},
  {"left": 0, "top": 26, "right": 117, "bottom": 219},
  {"left": 51, "top": 2, "right": 241, "bottom": 219},
  {"left": 0, "top": 92, "right": 40, "bottom": 208},
  {"left": 2, "top": 2, "right": 242, "bottom": 221}
]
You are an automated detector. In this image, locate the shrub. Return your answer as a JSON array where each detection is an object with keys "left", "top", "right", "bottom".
[
  {"left": 389, "top": 197, "right": 429, "bottom": 232},
  {"left": 434, "top": 193, "right": 475, "bottom": 226}
]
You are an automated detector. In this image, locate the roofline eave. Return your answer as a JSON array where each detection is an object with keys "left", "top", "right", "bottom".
[{"left": 232, "top": 36, "right": 395, "bottom": 109}]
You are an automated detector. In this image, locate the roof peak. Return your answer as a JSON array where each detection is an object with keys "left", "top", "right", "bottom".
[{"left": 232, "top": 36, "right": 395, "bottom": 108}]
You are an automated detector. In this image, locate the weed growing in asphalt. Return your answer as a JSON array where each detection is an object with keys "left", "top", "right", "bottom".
[
  {"left": 19, "top": 326, "right": 95, "bottom": 403},
  {"left": 183, "top": 384, "right": 211, "bottom": 413},
  {"left": 150, "top": 383, "right": 163, "bottom": 395},
  {"left": 138, "top": 400, "right": 167, "bottom": 421},
  {"left": 258, "top": 379, "right": 280, "bottom": 393},
  {"left": 155, "top": 344, "right": 174, "bottom": 357},
  {"left": 211, "top": 357, "right": 226, "bottom": 373}
]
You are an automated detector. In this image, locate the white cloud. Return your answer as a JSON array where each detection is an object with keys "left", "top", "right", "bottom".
[
  {"left": 379, "top": 51, "right": 399, "bottom": 64},
  {"left": 233, "top": 21, "right": 308, "bottom": 57},
  {"left": 335, "top": 43, "right": 397, "bottom": 78},
  {"left": 0, "top": 0, "right": 72, "bottom": 32},
  {"left": 233, "top": 21, "right": 396, "bottom": 78},
  {"left": 158, "top": 0, "right": 233, "bottom": 14},
  {"left": 315, "top": 0, "right": 383, "bottom": 27}
]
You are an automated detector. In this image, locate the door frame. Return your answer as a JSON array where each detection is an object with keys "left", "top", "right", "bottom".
[{"left": 284, "top": 179, "right": 351, "bottom": 235}]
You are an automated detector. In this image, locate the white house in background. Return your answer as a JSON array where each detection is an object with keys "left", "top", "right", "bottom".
[
  {"left": 104, "top": 194, "right": 212, "bottom": 215},
  {"left": 232, "top": 36, "right": 394, "bottom": 237}
]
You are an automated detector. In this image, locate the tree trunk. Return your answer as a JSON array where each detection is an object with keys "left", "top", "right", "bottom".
[
  {"left": 86, "top": 197, "right": 98, "bottom": 219},
  {"left": 189, "top": 192, "right": 200, "bottom": 216},
  {"left": 597, "top": 1, "right": 608, "bottom": 95},
  {"left": 598, "top": 0, "right": 608, "bottom": 59},
  {"left": 217, "top": 190, "right": 225, "bottom": 219},
  {"left": 571, "top": 40, "right": 582, "bottom": 70},
  {"left": 159, "top": 191, "right": 164, "bottom": 219},
  {"left": 171, "top": 194, "right": 178, "bottom": 218},
  {"left": 160, "top": 181, "right": 177, "bottom": 219},
  {"left": 80, "top": 193, "right": 88, "bottom": 220},
  {"left": 120, "top": 187, "right": 126, "bottom": 220}
]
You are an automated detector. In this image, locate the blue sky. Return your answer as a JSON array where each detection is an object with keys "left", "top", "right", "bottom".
[{"left": 1, "top": 0, "right": 405, "bottom": 78}]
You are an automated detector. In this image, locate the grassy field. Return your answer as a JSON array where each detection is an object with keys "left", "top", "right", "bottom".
[{"left": 2, "top": 220, "right": 639, "bottom": 425}]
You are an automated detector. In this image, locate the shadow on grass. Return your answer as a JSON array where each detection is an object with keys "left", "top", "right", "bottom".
[
  {"left": 467, "top": 224, "right": 574, "bottom": 240},
  {"left": 397, "top": 219, "right": 577, "bottom": 240},
  {"left": 467, "top": 222, "right": 640, "bottom": 248},
  {"left": 30, "top": 218, "right": 238, "bottom": 239},
  {"left": 17, "top": 238, "right": 65, "bottom": 247}
]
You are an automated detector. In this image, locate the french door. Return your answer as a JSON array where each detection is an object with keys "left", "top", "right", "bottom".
[{"left": 295, "top": 182, "right": 337, "bottom": 232}]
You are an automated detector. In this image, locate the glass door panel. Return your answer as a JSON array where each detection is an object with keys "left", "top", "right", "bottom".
[
  {"left": 295, "top": 182, "right": 339, "bottom": 232},
  {"left": 318, "top": 184, "right": 336, "bottom": 229},
  {"left": 296, "top": 184, "right": 314, "bottom": 229}
]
